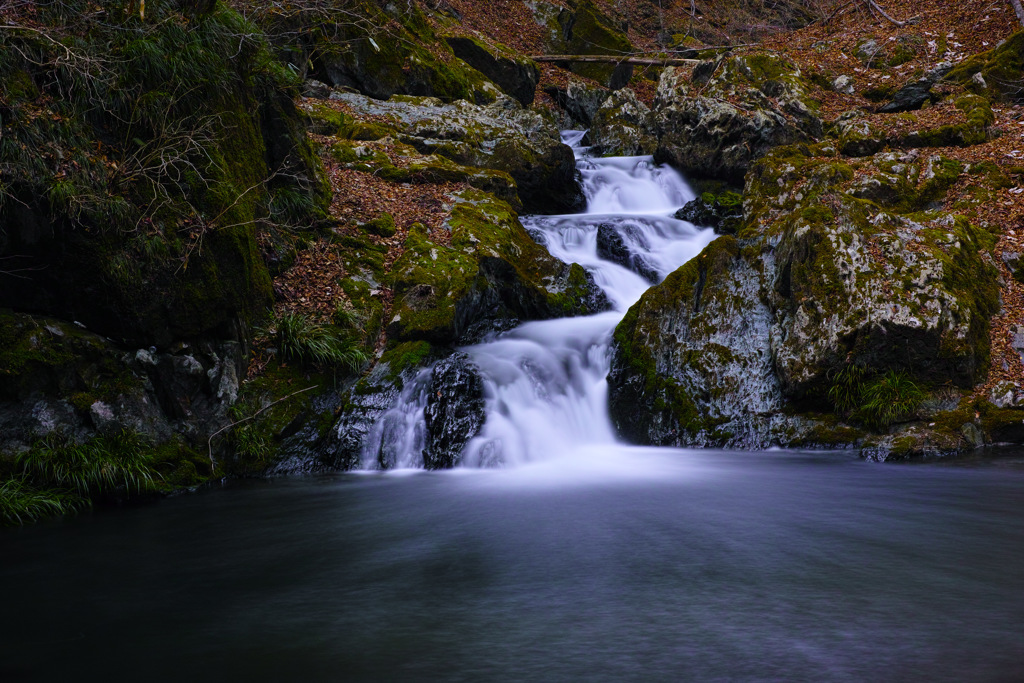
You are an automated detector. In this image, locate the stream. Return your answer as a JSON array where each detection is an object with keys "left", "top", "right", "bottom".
[{"left": 2, "top": 136, "right": 1024, "bottom": 681}]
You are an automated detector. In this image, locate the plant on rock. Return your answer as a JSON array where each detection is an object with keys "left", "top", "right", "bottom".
[
  {"left": 858, "top": 371, "right": 925, "bottom": 431},
  {"left": 827, "top": 366, "right": 924, "bottom": 430},
  {"left": 272, "top": 311, "right": 368, "bottom": 372}
]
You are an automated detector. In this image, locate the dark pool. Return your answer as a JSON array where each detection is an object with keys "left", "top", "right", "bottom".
[{"left": 3, "top": 447, "right": 1024, "bottom": 682}]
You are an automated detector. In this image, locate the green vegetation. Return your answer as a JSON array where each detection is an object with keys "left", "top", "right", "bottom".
[
  {"left": 1, "top": 430, "right": 160, "bottom": 526},
  {"left": 271, "top": 311, "right": 368, "bottom": 372},
  {"left": 827, "top": 365, "right": 924, "bottom": 430}
]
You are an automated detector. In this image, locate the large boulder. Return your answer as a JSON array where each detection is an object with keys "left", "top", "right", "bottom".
[
  {"left": 445, "top": 36, "right": 540, "bottom": 106},
  {"left": 387, "top": 189, "right": 609, "bottom": 345},
  {"left": 589, "top": 88, "right": 657, "bottom": 157},
  {"left": 331, "top": 91, "right": 583, "bottom": 213},
  {"left": 654, "top": 54, "right": 822, "bottom": 183},
  {"left": 608, "top": 144, "right": 1000, "bottom": 449},
  {"left": 526, "top": 0, "right": 634, "bottom": 90}
]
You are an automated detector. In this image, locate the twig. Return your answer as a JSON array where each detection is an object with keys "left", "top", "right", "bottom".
[{"left": 206, "top": 384, "right": 319, "bottom": 474}]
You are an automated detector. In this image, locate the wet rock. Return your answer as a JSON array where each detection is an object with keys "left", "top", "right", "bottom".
[
  {"left": 545, "top": 78, "right": 610, "bottom": 128},
  {"left": 673, "top": 192, "right": 743, "bottom": 234},
  {"left": 596, "top": 224, "right": 659, "bottom": 283},
  {"left": 589, "top": 88, "right": 657, "bottom": 157},
  {"left": 445, "top": 36, "right": 539, "bottom": 106},
  {"left": 422, "top": 353, "right": 486, "bottom": 469}
]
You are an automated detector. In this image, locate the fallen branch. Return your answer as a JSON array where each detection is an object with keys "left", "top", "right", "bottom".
[
  {"left": 861, "top": 0, "right": 908, "bottom": 27},
  {"left": 1011, "top": 0, "right": 1024, "bottom": 28},
  {"left": 531, "top": 54, "right": 701, "bottom": 66},
  {"left": 206, "top": 384, "right": 319, "bottom": 474}
]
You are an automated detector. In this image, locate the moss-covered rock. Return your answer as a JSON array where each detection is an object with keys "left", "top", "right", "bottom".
[
  {"left": 653, "top": 54, "right": 822, "bottom": 183},
  {"left": 589, "top": 88, "right": 657, "bottom": 157},
  {"left": 387, "top": 189, "right": 608, "bottom": 344},
  {"left": 444, "top": 36, "right": 539, "bottom": 106},
  {"left": 330, "top": 90, "right": 582, "bottom": 213},
  {"left": 608, "top": 141, "right": 1001, "bottom": 450},
  {"left": 947, "top": 31, "right": 1024, "bottom": 103}
]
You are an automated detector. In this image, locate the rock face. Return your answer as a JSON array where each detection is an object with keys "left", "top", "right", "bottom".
[
  {"left": 422, "top": 353, "right": 486, "bottom": 469},
  {"left": 654, "top": 54, "right": 822, "bottom": 183},
  {"left": 0, "top": 309, "right": 245, "bottom": 467},
  {"left": 609, "top": 144, "right": 1001, "bottom": 449},
  {"left": 589, "top": 88, "right": 657, "bottom": 157},
  {"left": 445, "top": 36, "right": 540, "bottom": 106},
  {"left": 387, "top": 189, "right": 609, "bottom": 345},
  {"left": 331, "top": 90, "right": 582, "bottom": 213}
]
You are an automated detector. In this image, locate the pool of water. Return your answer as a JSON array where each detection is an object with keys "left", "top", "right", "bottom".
[{"left": 3, "top": 448, "right": 1024, "bottom": 682}]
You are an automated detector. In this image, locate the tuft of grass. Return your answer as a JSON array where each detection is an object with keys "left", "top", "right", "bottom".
[
  {"left": 272, "top": 311, "right": 368, "bottom": 372},
  {"left": 827, "top": 363, "right": 866, "bottom": 413},
  {"left": 0, "top": 478, "right": 86, "bottom": 526},
  {"left": 858, "top": 371, "right": 924, "bottom": 430},
  {"left": 16, "top": 430, "right": 160, "bottom": 498}
]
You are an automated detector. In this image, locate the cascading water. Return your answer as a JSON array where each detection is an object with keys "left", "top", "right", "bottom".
[{"left": 361, "top": 132, "right": 717, "bottom": 469}]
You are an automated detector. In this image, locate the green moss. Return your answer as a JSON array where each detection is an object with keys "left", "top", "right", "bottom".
[
  {"left": 363, "top": 213, "right": 397, "bottom": 237},
  {"left": 380, "top": 341, "right": 434, "bottom": 381},
  {"left": 558, "top": 0, "right": 633, "bottom": 86},
  {"left": 947, "top": 30, "right": 1024, "bottom": 102},
  {"left": 613, "top": 237, "right": 740, "bottom": 436}
]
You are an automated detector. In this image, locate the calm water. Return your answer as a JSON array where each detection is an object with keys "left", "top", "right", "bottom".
[{"left": 3, "top": 448, "right": 1024, "bottom": 682}]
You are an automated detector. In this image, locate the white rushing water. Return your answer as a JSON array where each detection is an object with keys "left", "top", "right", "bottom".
[{"left": 363, "top": 132, "right": 717, "bottom": 469}]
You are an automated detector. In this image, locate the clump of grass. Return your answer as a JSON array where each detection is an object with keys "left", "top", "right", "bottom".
[
  {"left": 16, "top": 430, "right": 160, "bottom": 498},
  {"left": 272, "top": 311, "right": 367, "bottom": 372},
  {"left": 827, "top": 365, "right": 924, "bottom": 430},
  {"left": 0, "top": 478, "right": 86, "bottom": 526},
  {"left": 858, "top": 370, "right": 925, "bottom": 430},
  {"left": 827, "top": 363, "right": 866, "bottom": 413}
]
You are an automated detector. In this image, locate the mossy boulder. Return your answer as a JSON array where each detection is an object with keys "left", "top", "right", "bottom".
[
  {"left": 589, "top": 88, "right": 657, "bottom": 157},
  {"left": 947, "top": 31, "right": 1024, "bottom": 103},
  {"left": 608, "top": 236, "right": 786, "bottom": 447},
  {"left": 387, "top": 189, "right": 609, "bottom": 344},
  {"left": 444, "top": 36, "right": 539, "bottom": 106},
  {"left": 297, "top": 1, "right": 499, "bottom": 104},
  {"left": 608, "top": 143, "right": 1001, "bottom": 449},
  {"left": 653, "top": 54, "right": 822, "bottom": 183},
  {"left": 331, "top": 90, "right": 582, "bottom": 213},
  {"left": 526, "top": 0, "right": 633, "bottom": 89}
]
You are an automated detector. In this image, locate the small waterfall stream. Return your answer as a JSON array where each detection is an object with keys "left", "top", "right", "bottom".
[{"left": 362, "top": 132, "right": 717, "bottom": 468}]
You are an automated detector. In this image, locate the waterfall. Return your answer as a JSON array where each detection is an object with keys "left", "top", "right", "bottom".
[{"left": 360, "top": 133, "right": 717, "bottom": 469}]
